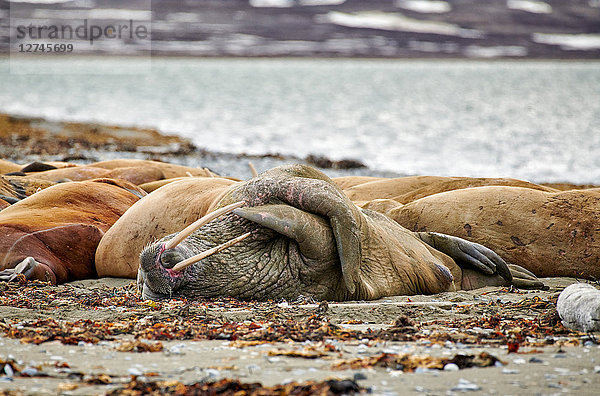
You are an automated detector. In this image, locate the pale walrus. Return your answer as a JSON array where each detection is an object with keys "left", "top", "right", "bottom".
[
  {"left": 137, "top": 165, "right": 540, "bottom": 302},
  {"left": 0, "top": 178, "right": 145, "bottom": 283}
]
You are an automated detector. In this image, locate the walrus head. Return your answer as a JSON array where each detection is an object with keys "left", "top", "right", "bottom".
[
  {"left": 137, "top": 165, "right": 463, "bottom": 302},
  {"left": 138, "top": 165, "right": 360, "bottom": 301}
]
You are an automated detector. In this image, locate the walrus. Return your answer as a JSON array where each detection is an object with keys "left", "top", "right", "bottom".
[
  {"left": 21, "top": 165, "right": 165, "bottom": 186},
  {"left": 19, "top": 161, "right": 77, "bottom": 173},
  {"left": 0, "top": 159, "right": 21, "bottom": 174},
  {"left": 342, "top": 176, "right": 557, "bottom": 204},
  {"left": 22, "top": 166, "right": 111, "bottom": 182},
  {"left": 377, "top": 186, "right": 600, "bottom": 280},
  {"left": 137, "top": 165, "right": 540, "bottom": 302},
  {"left": 332, "top": 175, "right": 385, "bottom": 190},
  {"left": 0, "top": 178, "right": 145, "bottom": 284},
  {"left": 0, "top": 175, "right": 56, "bottom": 203},
  {"left": 89, "top": 159, "right": 218, "bottom": 179},
  {"left": 95, "top": 177, "right": 237, "bottom": 278}
]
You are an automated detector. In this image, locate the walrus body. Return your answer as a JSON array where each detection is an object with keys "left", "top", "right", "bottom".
[
  {"left": 21, "top": 165, "right": 165, "bottom": 186},
  {"left": 0, "top": 175, "right": 56, "bottom": 202},
  {"left": 89, "top": 159, "right": 218, "bottom": 179},
  {"left": 0, "top": 159, "right": 22, "bottom": 174},
  {"left": 137, "top": 165, "right": 536, "bottom": 302},
  {"left": 16, "top": 159, "right": 218, "bottom": 186},
  {"left": 0, "top": 179, "right": 144, "bottom": 283},
  {"left": 385, "top": 186, "right": 600, "bottom": 279},
  {"left": 342, "top": 176, "right": 557, "bottom": 204}
]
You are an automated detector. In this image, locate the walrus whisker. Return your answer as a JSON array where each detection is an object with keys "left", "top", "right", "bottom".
[
  {"left": 171, "top": 231, "right": 252, "bottom": 272},
  {"left": 163, "top": 201, "right": 245, "bottom": 250},
  {"left": 248, "top": 162, "right": 258, "bottom": 178}
]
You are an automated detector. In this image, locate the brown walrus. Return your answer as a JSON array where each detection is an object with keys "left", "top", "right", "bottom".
[
  {"left": 0, "top": 178, "right": 145, "bottom": 284},
  {"left": 0, "top": 159, "right": 22, "bottom": 174},
  {"left": 342, "top": 176, "right": 557, "bottom": 204},
  {"left": 21, "top": 165, "right": 164, "bottom": 185},
  {"left": 0, "top": 175, "right": 56, "bottom": 204},
  {"left": 17, "top": 159, "right": 219, "bottom": 186},
  {"left": 89, "top": 159, "right": 218, "bottom": 179},
  {"left": 135, "top": 165, "right": 539, "bottom": 301},
  {"left": 368, "top": 186, "right": 600, "bottom": 280}
]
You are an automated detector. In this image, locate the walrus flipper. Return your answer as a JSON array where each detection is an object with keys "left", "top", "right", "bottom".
[
  {"left": 228, "top": 164, "right": 363, "bottom": 295},
  {"left": 507, "top": 264, "right": 545, "bottom": 289},
  {"left": 233, "top": 204, "right": 336, "bottom": 261},
  {"left": 0, "top": 257, "right": 41, "bottom": 281},
  {"left": 416, "top": 232, "right": 512, "bottom": 282}
]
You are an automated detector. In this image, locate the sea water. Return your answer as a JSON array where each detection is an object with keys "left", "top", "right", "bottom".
[{"left": 0, "top": 57, "right": 598, "bottom": 183}]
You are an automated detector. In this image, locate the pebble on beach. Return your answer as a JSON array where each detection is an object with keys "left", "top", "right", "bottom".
[{"left": 557, "top": 283, "right": 600, "bottom": 332}]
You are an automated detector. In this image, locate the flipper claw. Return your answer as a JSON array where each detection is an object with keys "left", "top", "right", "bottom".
[
  {"left": 417, "top": 232, "right": 512, "bottom": 282},
  {"left": 0, "top": 257, "right": 39, "bottom": 282}
]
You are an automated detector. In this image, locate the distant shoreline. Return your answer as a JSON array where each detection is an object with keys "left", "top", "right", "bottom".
[
  {"left": 1, "top": 112, "right": 596, "bottom": 188},
  {"left": 0, "top": 112, "right": 380, "bottom": 180},
  {"left": 3, "top": 54, "right": 600, "bottom": 62}
]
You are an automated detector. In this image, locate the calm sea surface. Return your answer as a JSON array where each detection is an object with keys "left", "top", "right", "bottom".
[{"left": 0, "top": 57, "right": 599, "bottom": 183}]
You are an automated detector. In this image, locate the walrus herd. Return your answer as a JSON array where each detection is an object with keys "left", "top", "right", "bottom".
[{"left": 1, "top": 158, "right": 598, "bottom": 301}]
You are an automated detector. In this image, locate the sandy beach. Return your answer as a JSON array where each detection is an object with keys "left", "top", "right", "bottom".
[{"left": 1, "top": 277, "right": 599, "bottom": 395}]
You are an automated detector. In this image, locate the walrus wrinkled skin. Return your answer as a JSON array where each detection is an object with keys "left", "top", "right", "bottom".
[
  {"left": 381, "top": 186, "right": 600, "bottom": 280},
  {"left": 138, "top": 165, "right": 538, "bottom": 302},
  {"left": 0, "top": 178, "right": 144, "bottom": 284}
]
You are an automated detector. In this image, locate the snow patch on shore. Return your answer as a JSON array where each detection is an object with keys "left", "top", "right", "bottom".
[
  {"left": 395, "top": 0, "right": 451, "bottom": 14},
  {"left": 464, "top": 45, "right": 528, "bottom": 58},
  {"left": 320, "top": 11, "right": 482, "bottom": 38},
  {"left": 250, "top": 0, "right": 294, "bottom": 7},
  {"left": 299, "top": 0, "right": 347, "bottom": 6},
  {"left": 507, "top": 0, "right": 552, "bottom": 14},
  {"left": 8, "top": 0, "right": 73, "bottom": 3},
  {"left": 30, "top": 8, "right": 152, "bottom": 20},
  {"left": 533, "top": 33, "right": 600, "bottom": 50}
]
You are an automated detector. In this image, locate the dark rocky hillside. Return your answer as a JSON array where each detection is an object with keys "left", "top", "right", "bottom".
[{"left": 2, "top": 0, "right": 599, "bottom": 58}]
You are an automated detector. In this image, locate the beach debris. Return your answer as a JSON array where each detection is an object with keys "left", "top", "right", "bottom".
[
  {"left": 305, "top": 154, "right": 366, "bottom": 170},
  {"left": 115, "top": 341, "right": 164, "bottom": 353},
  {"left": 557, "top": 283, "right": 600, "bottom": 332},
  {"left": 267, "top": 347, "right": 330, "bottom": 359},
  {"left": 331, "top": 352, "right": 504, "bottom": 372},
  {"left": 105, "top": 378, "right": 365, "bottom": 395},
  {"left": 56, "top": 383, "right": 79, "bottom": 392},
  {"left": 0, "top": 280, "right": 584, "bottom": 347}
]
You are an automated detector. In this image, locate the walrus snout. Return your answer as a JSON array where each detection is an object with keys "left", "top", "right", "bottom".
[
  {"left": 159, "top": 247, "right": 184, "bottom": 270},
  {"left": 139, "top": 242, "right": 185, "bottom": 296}
]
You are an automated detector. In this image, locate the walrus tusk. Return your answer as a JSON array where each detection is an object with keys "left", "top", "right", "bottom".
[
  {"left": 248, "top": 162, "right": 258, "bottom": 178},
  {"left": 163, "top": 201, "right": 245, "bottom": 250},
  {"left": 171, "top": 231, "right": 252, "bottom": 272}
]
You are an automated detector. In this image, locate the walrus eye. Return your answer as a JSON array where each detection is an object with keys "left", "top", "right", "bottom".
[{"left": 160, "top": 250, "right": 183, "bottom": 269}]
